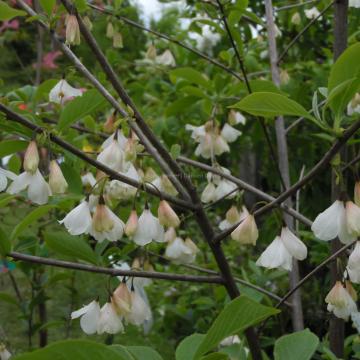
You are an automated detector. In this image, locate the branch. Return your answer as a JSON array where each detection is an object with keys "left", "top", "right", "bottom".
[
  {"left": 276, "top": 0, "right": 320, "bottom": 11},
  {"left": 178, "top": 156, "right": 312, "bottom": 227},
  {"left": 9, "top": 252, "right": 224, "bottom": 284},
  {"left": 214, "top": 118, "right": 360, "bottom": 243},
  {"left": 0, "top": 103, "right": 195, "bottom": 211},
  {"left": 277, "top": 1, "right": 335, "bottom": 65},
  {"left": 87, "top": 3, "right": 243, "bottom": 82}
]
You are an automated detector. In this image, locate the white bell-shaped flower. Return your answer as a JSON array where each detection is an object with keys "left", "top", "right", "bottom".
[
  {"left": 221, "top": 123, "right": 241, "bottom": 143},
  {"left": 214, "top": 178, "right": 238, "bottom": 201},
  {"left": 304, "top": 6, "right": 321, "bottom": 19},
  {"left": 152, "top": 175, "right": 178, "bottom": 196},
  {"left": 125, "top": 209, "right": 138, "bottom": 237},
  {"left": 113, "top": 282, "right": 132, "bottom": 315},
  {"left": 49, "top": 160, "right": 68, "bottom": 194},
  {"left": 219, "top": 205, "right": 249, "bottom": 230},
  {"left": 165, "top": 236, "right": 198, "bottom": 264},
  {"left": 311, "top": 200, "right": 356, "bottom": 244},
  {"left": 71, "top": 300, "right": 100, "bottom": 335},
  {"left": 81, "top": 172, "right": 97, "bottom": 188},
  {"left": 0, "top": 167, "right": 17, "bottom": 192},
  {"left": 23, "top": 141, "right": 39, "bottom": 174},
  {"left": 291, "top": 12, "right": 301, "bottom": 25},
  {"left": 280, "top": 227, "right": 307, "bottom": 261},
  {"left": 126, "top": 289, "right": 152, "bottom": 326},
  {"left": 59, "top": 200, "right": 92, "bottom": 235},
  {"left": 97, "top": 138, "right": 124, "bottom": 172},
  {"left": 158, "top": 200, "right": 180, "bottom": 228},
  {"left": 97, "top": 300, "right": 124, "bottom": 334},
  {"left": 0, "top": 345, "right": 11, "bottom": 360},
  {"left": 89, "top": 200, "right": 124, "bottom": 242},
  {"left": 101, "top": 129, "right": 128, "bottom": 150},
  {"left": 201, "top": 181, "right": 217, "bottom": 203},
  {"left": 133, "top": 205, "right": 165, "bottom": 246},
  {"left": 7, "top": 169, "right": 51, "bottom": 205},
  {"left": 156, "top": 49, "right": 176, "bottom": 66},
  {"left": 325, "top": 281, "right": 357, "bottom": 320},
  {"left": 49, "top": 79, "right": 82, "bottom": 104},
  {"left": 185, "top": 124, "right": 206, "bottom": 141},
  {"left": 228, "top": 110, "right": 246, "bottom": 126},
  {"left": 107, "top": 164, "right": 140, "bottom": 200},
  {"left": 231, "top": 214, "right": 258, "bottom": 245},
  {"left": 347, "top": 242, "right": 360, "bottom": 283},
  {"left": 256, "top": 236, "right": 293, "bottom": 271}
]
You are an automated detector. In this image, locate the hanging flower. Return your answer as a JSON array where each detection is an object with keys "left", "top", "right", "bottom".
[
  {"left": 347, "top": 242, "right": 360, "bottom": 283},
  {"left": 346, "top": 201, "right": 360, "bottom": 236},
  {"left": 219, "top": 205, "right": 249, "bottom": 230},
  {"left": 0, "top": 344, "right": 11, "bottom": 360},
  {"left": 158, "top": 200, "right": 180, "bottom": 228},
  {"left": 71, "top": 300, "right": 101, "bottom": 335},
  {"left": 304, "top": 6, "right": 321, "bottom": 19},
  {"left": 49, "top": 160, "right": 68, "bottom": 194},
  {"left": 81, "top": 172, "right": 97, "bottom": 188},
  {"left": 311, "top": 200, "right": 355, "bottom": 244},
  {"left": 97, "top": 299, "right": 124, "bottom": 334},
  {"left": 325, "top": 281, "right": 357, "bottom": 320},
  {"left": 113, "top": 31, "right": 123, "bottom": 48},
  {"left": 7, "top": 169, "right": 51, "bottom": 205},
  {"left": 349, "top": 0, "right": 360, "bottom": 7},
  {"left": 145, "top": 43, "right": 157, "bottom": 60},
  {"left": 231, "top": 214, "right": 258, "bottom": 245},
  {"left": 101, "top": 130, "right": 127, "bottom": 150},
  {"left": 23, "top": 141, "right": 39, "bottom": 174},
  {"left": 280, "top": 227, "right": 307, "bottom": 261},
  {"left": 291, "top": 12, "right": 301, "bottom": 25},
  {"left": 125, "top": 209, "right": 138, "bottom": 237},
  {"left": 49, "top": 79, "right": 82, "bottom": 104},
  {"left": 97, "top": 136, "right": 124, "bottom": 172},
  {"left": 165, "top": 236, "right": 199, "bottom": 264},
  {"left": 59, "top": 200, "right": 92, "bottom": 235},
  {"left": 201, "top": 181, "right": 217, "bottom": 203},
  {"left": 156, "top": 49, "right": 176, "bottom": 66},
  {"left": 256, "top": 236, "right": 293, "bottom": 271},
  {"left": 228, "top": 110, "right": 246, "bottom": 126},
  {"left": 133, "top": 204, "right": 165, "bottom": 246},
  {"left": 0, "top": 167, "right": 17, "bottom": 192},
  {"left": 280, "top": 69, "right": 290, "bottom": 85},
  {"left": 152, "top": 174, "right": 178, "bottom": 197},
  {"left": 126, "top": 288, "right": 152, "bottom": 326},
  {"left": 220, "top": 124, "right": 241, "bottom": 143},
  {"left": 347, "top": 93, "right": 360, "bottom": 115},
  {"left": 65, "top": 14, "right": 81, "bottom": 45},
  {"left": 89, "top": 198, "right": 124, "bottom": 242},
  {"left": 164, "top": 227, "right": 176, "bottom": 243},
  {"left": 113, "top": 282, "right": 132, "bottom": 315}
]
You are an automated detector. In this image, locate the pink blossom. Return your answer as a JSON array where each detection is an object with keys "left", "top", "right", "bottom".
[{"left": 42, "top": 51, "right": 62, "bottom": 70}]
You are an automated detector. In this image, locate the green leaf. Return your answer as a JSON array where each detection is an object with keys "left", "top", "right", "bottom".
[
  {"left": 58, "top": 89, "right": 107, "bottom": 131},
  {"left": 0, "top": 226, "right": 12, "bottom": 256},
  {"left": 127, "top": 346, "right": 163, "bottom": 360},
  {"left": 0, "top": 194, "right": 16, "bottom": 208},
  {"left": 170, "top": 68, "right": 212, "bottom": 90},
  {"left": 176, "top": 334, "right": 206, "bottom": 360},
  {"left": 39, "top": 0, "right": 55, "bottom": 15},
  {"left": 0, "top": 140, "right": 28, "bottom": 158},
  {"left": 0, "top": 1, "right": 26, "bottom": 21},
  {"left": 232, "top": 92, "right": 314, "bottom": 121},
  {"left": 35, "top": 79, "right": 58, "bottom": 102},
  {"left": 201, "top": 354, "right": 228, "bottom": 360},
  {"left": 170, "top": 144, "right": 181, "bottom": 159},
  {"left": 328, "top": 43, "right": 360, "bottom": 115},
  {"left": 13, "top": 340, "right": 126, "bottom": 360},
  {"left": 194, "top": 296, "right": 279, "bottom": 359},
  {"left": 274, "top": 329, "right": 319, "bottom": 360},
  {"left": 60, "top": 162, "right": 83, "bottom": 194},
  {"left": 11, "top": 205, "right": 55, "bottom": 240},
  {"left": 44, "top": 231, "right": 98, "bottom": 265},
  {"left": 166, "top": 96, "right": 200, "bottom": 116},
  {"left": 0, "top": 292, "right": 18, "bottom": 306}
]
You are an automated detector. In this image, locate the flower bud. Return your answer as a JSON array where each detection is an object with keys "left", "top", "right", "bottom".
[
  {"left": 113, "top": 282, "right": 132, "bottom": 315},
  {"left": 164, "top": 227, "right": 176, "bottom": 243},
  {"left": 231, "top": 214, "right": 258, "bottom": 245},
  {"left": 103, "top": 113, "right": 116, "bottom": 133},
  {"left": 92, "top": 203, "right": 114, "bottom": 232},
  {"left": 125, "top": 209, "right": 138, "bottom": 237},
  {"left": 325, "top": 281, "right": 351, "bottom": 308},
  {"left": 161, "top": 175, "right": 178, "bottom": 196},
  {"left": 226, "top": 206, "right": 240, "bottom": 224},
  {"left": 83, "top": 16, "right": 93, "bottom": 31},
  {"left": 65, "top": 15, "right": 80, "bottom": 45},
  {"left": 124, "top": 137, "right": 137, "bottom": 163},
  {"left": 113, "top": 31, "right": 123, "bottom": 48},
  {"left": 146, "top": 43, "right": 156, "bottom": 60},
  {"left": 106, "top": 22, "right": 114, "bottom": 38},
  {"left": 144, "top": 167, "right": 158, "bottom": 182},
  {"left": 143, "top": 259, "right": 154, "bottom": 272},
  {"left": 24, "top": 141, "right": 39, "bottom": 174},
  {"left": 291, "top": 12, "right": 301, "bottom": 25},
  {"left": 280, "top": 69, "right": 290, "bottom": 85},
  {"left": 132, "top": 257, "right": 141, "bottom": 270},
  {"left": 158, "top": 200, "right": 180, "bottom": 228},
  {"left": 49, "top": 160, "right": 68, "bottom": 194}
]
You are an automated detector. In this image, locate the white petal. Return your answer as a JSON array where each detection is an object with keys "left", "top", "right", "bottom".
[
  {"left": 221, "top": 123, "right": 241, "bottom": 143},
  {"left": 214, "top": 180, "right": 238, "bottom": 201},
  {"left": 7, "top": 171, "right": 32, "bottom": 194},
  {"left": 126, "top": 291, "right": 152, "bottom": 326},
  {"left": 0, "top": 167, "right": 17, "bottom": 180},
  {"left": 338, "top": 207, "right": 356, "bottom": 244},
  {"left": 201, "top": 182, "right": 216, "bottom": 203},
  {"left": 256, "top": 236, "right": 292, "bottom": 271},
  {"left": 0, "top": 173, "right": 8, "bottom": 192},
  {"left": 80, "top": 301, "right": 101, "bottom": 335},
  {"left": 311, "top": 200, "right": 344, "bottom": 241},
  {"left": 280, "top": 227, "right": 307, "bottom": 261},
  {"left": 60, "top": 201, "right": 92, "bottom": 235},
  {"left": 97, "top": 302, "right": 123, "bottom": 334},
  {"left": 28, "top": 169, "right": 51, "bottom": 205}
]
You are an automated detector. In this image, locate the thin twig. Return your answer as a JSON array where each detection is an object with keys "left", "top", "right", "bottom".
[
  {"left": 276, "top": 0, "right": 320, "bottom": 11},
  {"left": 214, "top": 118, "right": 360, "bottom": 243},
  {"left": 87, "top": 3, "right": 243, "bottom": 82},
  {"left": 9, "top": 252, "right": 225, "bottom": 284},
  {"left": 277, "top": 1, "right": 335, "bottom": 64},
  {"left": 0, "top": 104, "right": 194, "bottom": 210}
]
